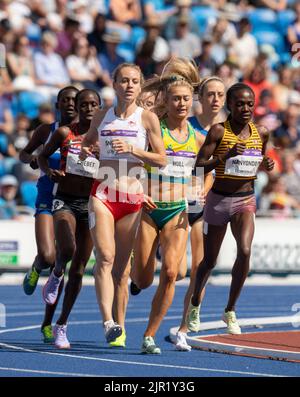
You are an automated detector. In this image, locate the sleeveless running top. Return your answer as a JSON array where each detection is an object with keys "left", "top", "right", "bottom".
[
  {"left": 214, "top": 119, "right": 263, "bottom": 180},
  {"left": 146, "top": 119, "right": 198, "bottom": 184},
  {"left": 61, "top": 123, "right": 99, "bottom": 178},
  {"left": 98, "top": 106, "right": 148, "bottom": 164},
  {"left": 188, "top": 116, "right": 208, "bottom": 136},
  {"left": 37, "top": 121, "right": 60, "bottom": 193}
]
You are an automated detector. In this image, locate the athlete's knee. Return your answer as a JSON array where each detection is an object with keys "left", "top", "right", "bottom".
[
  {"left": 68, "top": 264, "right": 86, "bottom": 283},
  {"left": 112, "top": 268, "right": 130, "bottom": 286},
  {"left": 237, "top": 245, "right": 251, "bottom": 259},
  {"left": 176, "top": 267, "right": 187, "bottom": 281},
  {"left": 93, "top": 252, "right": 115, "bottom": 276},
  {"left": 161, "top": 267, "right": 177, "bottom": 285},
  {"left": 59, "top": 243, "right": 76, "bottom": 263}
]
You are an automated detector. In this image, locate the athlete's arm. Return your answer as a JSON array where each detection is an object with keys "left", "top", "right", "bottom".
[
  {"left": 38, "top": 126, "right": 69, "bottom": 182},
  {"left": 80, "top": 109, "right": 105, "bottom": 159},
  {"left": 112, "top": 110, "right": 167, "bottom": 167},
  {"left": 195, "top": 123, "right": 247, "bottom": 174},
  {"left": 257, "top": 125, "right": 275, "bottom": 172},
  {"left": 19, "top": 124, "right": 51, "bottom": 169},
  {"left": 195, "top": 132, "right": 214, "bottom": 194}
]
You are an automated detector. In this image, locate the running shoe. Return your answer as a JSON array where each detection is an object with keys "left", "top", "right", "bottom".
[
  {"left": 54, "top": 324, "right": 70, "bottom": 349},
  {"left": 23, "top": 266, "right": 40, "bottom": 295},
  {"left": 130, "top": 281, "right": 141, "bottom": 296},
  {"left": 41, "top": 325, "right": 55, "bottom": 343},
  {"left": 109, "top": 329, "right": 126, "bottom": 347},
  {"left": 42, "top": 270, "right": 64, "bottom": 305},
  {"left": 141, "top": 336, "right": 161, "bottom": 354},
  {"left": 186, "top": 300, "right": 201, "bottom": 332},
  {"left": 175, "top": 331, "right": 191, "bottom": 352},
  {"left": 104, "top": 320, "right": 123, "bottom": 343},
  {"left": 222, "top": 311, "right": 241, "bottom": 335}
]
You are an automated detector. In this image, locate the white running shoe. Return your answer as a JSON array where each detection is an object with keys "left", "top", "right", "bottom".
[
  {"left": 104, "top": 320, "right": 122, "bottom": 343},
  {"left": 186, "top": 300, "right": 201, "bottom": 332},
  {"left": 54, "top": 324, "right": 70, "bottom": 349},
  {"left": 222, "top": 311, "right": 241, "bottom": 335},
  {"left": 175, "top": 332, "right": 191, "bottom": 352},
  {"left": 43, "top": 270, "right": 64, "bottom": 305}
]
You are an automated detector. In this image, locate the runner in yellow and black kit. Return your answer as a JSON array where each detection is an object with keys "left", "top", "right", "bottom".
[{"left": 186, "top": 83, "right": 274, "bottom": 337}]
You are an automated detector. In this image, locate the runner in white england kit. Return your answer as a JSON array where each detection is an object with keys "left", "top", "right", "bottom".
[{"left": 79, "top": 63, "right": 166, "bottom": 347}]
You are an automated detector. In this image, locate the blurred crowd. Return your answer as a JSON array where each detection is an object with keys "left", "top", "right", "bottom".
[{"left": 0, "top": 0, "right": 300, "bottom": 218}]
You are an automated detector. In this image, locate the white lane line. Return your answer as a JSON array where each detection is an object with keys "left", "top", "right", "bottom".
[
  {"left": 0, "top": 367, "right": 104, "bottom": 377},
  {"left": 0, "top": 342, "right": 285, "bottom": 377}
]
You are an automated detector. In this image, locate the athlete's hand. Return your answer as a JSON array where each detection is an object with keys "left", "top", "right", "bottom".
[
  {"left": 142, "top": 195, "right": 157, "bottom": 212},
  {"left": 79, "top": 146, "right": 93, "bottom": 160},
  {"left": 91, "top": 142, "right": 100, "bottom": 157},
  {"left": 198, "top": 191, "right": 206, "bottom": 206},
  {"left": 47, "top": 169, "right": 65, "bottom": 182},
  {"left": 262, "top": 156, "right": 274, "bottom": 171},
  {"left": 112, "top": 138, "right": 133, "bottom": 154},
  {"left": 225, "top": 142, "right": 246, "bottom": 159}
]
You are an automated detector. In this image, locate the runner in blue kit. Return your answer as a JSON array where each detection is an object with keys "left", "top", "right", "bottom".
[{"left": 20, "top": 86, "right": 79, "bottom": 342}]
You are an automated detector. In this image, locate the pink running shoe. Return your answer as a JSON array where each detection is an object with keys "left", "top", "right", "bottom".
[
  {"left": 54, "top": 324, "right": 70, "bottom": 349},
  {"left": 42, "top": 270, "right": 64, "bottom": 305}
]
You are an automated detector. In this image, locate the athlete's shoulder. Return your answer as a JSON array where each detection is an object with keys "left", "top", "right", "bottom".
[
  {"left": 208, "top": 122, "right": 225, "bottom": 140},
  {"left": 255, "top": 123, "right": 269, "bottom": 142},
  {"left": 141, "top": 109, "right": 160, "bottom": 128}
]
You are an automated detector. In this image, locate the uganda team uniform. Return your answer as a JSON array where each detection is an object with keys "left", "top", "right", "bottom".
[{"left": 204, "top": 119, "right": 263, "bottom": 225}]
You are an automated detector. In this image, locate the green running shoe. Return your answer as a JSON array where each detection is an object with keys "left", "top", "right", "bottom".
[
  {"left": 23, "top": 266, "right": 40, "bottom": 295},
  {"left": 141, "top": 336, "right": 161, "bottom": 354},
  {"left": 41, "top": 325, "right": 55, "bottom": 343},
  {"left": 109, "top": 329, "right": 126, "bottom": 347},
  {"left": 186, "top": 299, "right": 201, "bottom": 332}
]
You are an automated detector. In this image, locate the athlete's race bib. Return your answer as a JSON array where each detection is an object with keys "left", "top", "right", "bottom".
[
  {"left": 224, "top": 149, "right": 263, "bottom": 177},
  {"left": 101, "top": 129, "right": 137, "bottom": 158},
  {"left": 66, "top": 146, "right": 99, "bottom": 178},
  {"left": 159, "top": 150, "right": 196, "bottom": 178}
]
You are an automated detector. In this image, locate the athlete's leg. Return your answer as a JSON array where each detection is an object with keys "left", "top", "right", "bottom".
[
  {"left": 56, "top": 221, "right": 93, "bottom": 325},
  {"left": 34, "top": 214, "right": 56, "bottom": 271},
  {"left": 130, "top": 211, "right": 159, "bottom": 290},
  {"left": 53, "top": 211, "right": 77, "bottom": 277},
  {"left": 112, "top": 211, "right": 141, "bottom": 329},
  {"left": 225, "top": 212, "right": 255, "bottom": 312},
  {"left": 178, "top": 218, "right": 206, "bottom": 332},
  {"left": 191, "top": 223, "right": 228, "bottom": 306},
  {"left": 144, "top": 211, "right": 188, "bottom": 338},
  {"left": 89, "top": 196, "right": 116, "bottom": 323}
]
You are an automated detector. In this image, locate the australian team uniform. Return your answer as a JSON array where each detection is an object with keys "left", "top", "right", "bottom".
[
  {"left": 145, "top": 119, "right": 198, "bottom": 230},
  {"left": 90, "top": 106, "right": 147, "bottom": 221},
  {"left": 35, "top": 121, "right": 60, "bottom": 216},
  {"left": 52, "top": 123, "right": 99, "bottom": 223},
  {"left": 204, "top": 119, "right": 263, "bottom": 226}
]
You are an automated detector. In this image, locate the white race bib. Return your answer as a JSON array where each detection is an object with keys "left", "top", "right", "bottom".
[
  {"left": 66, "top": 147, "right": 99, "bottom": 178},
  {"left": 160, "top": 150, "right": 196, "bottom": 178},
  {"left": 224, "top": 149, "right": 263, "bottom": 177}
]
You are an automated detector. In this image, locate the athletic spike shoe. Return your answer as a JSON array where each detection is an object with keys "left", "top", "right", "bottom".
[
  {"left": 186, "top": 300, "right": 201, "bottom": 332},
  {"left": 175, "top": 331, "right": 191, "bottom": 352},
  {"left": 109, "top": 329, "right": 126, "bottom": 347},
  {"left": 23, "top": 266, "right": 40, "bottom": 295},
  {"left": 222, "top": 311, "right": 241, "bottom": 335},
  {"left": 141, "top": 336, "right": 161, "bottom": 354},
  {"left": 130, "top": 281, "right": 141, "bottom": 296},
  {"left": 41, "top": 325, "right": 55, "bottom": 343},
  {"left": 54, "top": 324, "right": 70, "bottom": 349},
  {"left": 43, "top": 270, "right": 64, "bottom": 305},
  {"left": 104, "top": 320, "right": 123, "bottom": 343}
]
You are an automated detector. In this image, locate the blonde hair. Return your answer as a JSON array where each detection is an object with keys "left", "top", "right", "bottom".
[
  {"left": 142, "top": 57, "right": 201, "bottom": 119},
  {"left": 198, "top": 76, "right": 225, "bottom": 97}
]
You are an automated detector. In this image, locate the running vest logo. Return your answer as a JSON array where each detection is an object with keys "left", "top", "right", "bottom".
[{"left": 52, "top": 199, "right": 64, "bottom": 211}]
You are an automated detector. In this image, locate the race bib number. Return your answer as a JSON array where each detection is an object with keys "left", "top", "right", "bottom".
[
  {"left": 224, "top": 149, "right": 263, "bottom": 177},
  {"left": 160, "top": 150, "right": 196, "bottom": 178},
  {"left": 66, "top": 147, "right": 99, "bottom": 178},
  {"left": 101, "top": 129, "right": 137, "bottom": 158}
]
